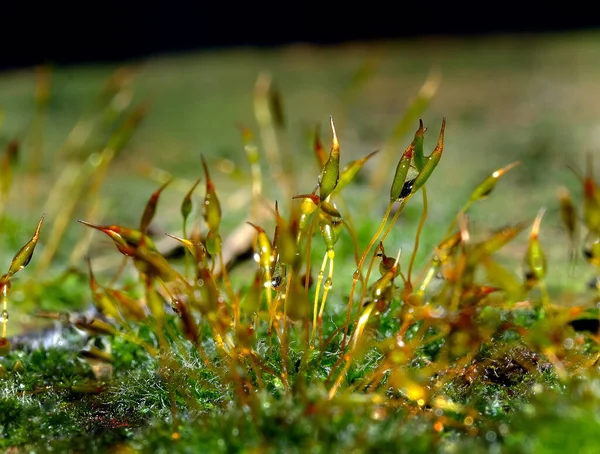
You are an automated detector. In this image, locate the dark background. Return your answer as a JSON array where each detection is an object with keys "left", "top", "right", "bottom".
[{"left": 1, "top": 3, "right": 597, "bottom": 70}]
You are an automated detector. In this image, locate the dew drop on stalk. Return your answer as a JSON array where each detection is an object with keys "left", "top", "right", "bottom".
[
  {"left": 353, "top": 269, "right": 360, "bottom": 280},
  {"left": 0, "top": 310, "right": 7, "bottom": 323}
]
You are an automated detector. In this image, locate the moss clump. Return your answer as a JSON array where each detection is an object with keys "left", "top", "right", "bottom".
[{"left": 2, "top": 68, "right": 600, "bottom": 452}]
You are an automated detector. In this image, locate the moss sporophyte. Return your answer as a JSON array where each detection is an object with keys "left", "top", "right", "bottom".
[{"left": 2, "top": 70, "right": 600, "bottom": 452}]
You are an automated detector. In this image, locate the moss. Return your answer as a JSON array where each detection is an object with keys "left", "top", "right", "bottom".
[{"left": 2, "top": 49, "right": 600, "bottom": 452}]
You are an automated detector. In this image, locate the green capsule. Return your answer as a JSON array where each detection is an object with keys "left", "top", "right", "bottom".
[
  {"left": 318, "top": 201, "right": 343, "bottom": 250},
  {"left": 557, "top": 186, "right": 577, "bottom": 239},
  {"left": 319, "top": 216, "right": 343, "bottom": 252},
  {"left": 7, "top": 214, "right": 45, "bottom": 278},
  {"left": 247, "top": 223, "right": 274, "bottom": 271},
  {"left": 389, "top": 142, "right": 414, "bottom": 201},
  {"left": 140, "top": 178, "right": 171, "bottom": 234},
  {"left": 205, "top": 230, "right": 222, "bottom": 257},
  {"left": 294, "top": 193, "right": 319, "bottom": 234},
  {"left": 317, "top": 116, "right": 340, "bottom": 201},
  {"left": 181, "top": 177, "right": 202, "bottom": 234},
  {"left": 201, "top": 155, "right": 222, "bottom": 233},
  {"left": 319, "top": 200, "right": 342, "bottom": 221},
  {"left": 411, "top": 117, "right": 446, "bottom": 195},
  {"left": 333, "top": 150, "right": 379, "bottom": 195},
  {"left": 524, "top": 208, "right": 547, "bottom": 283},
  {"left": 372, "top": 248, "right": 401, "bottom": 303},
  {"left": 376, "top": 242, "right": 396, "bottom": 275},
  {"left": 412, "top": 119, "right": 427, "bottom": 171},
  {"left": 468, "top": 161, "right": 520, "bottom": 204}
]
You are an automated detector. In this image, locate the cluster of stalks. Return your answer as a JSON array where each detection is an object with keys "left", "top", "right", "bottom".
[{"left": 2, "top": 68, "right": 600, "bottom": 442}]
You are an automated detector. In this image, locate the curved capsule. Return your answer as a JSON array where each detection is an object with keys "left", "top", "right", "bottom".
[
  {"left": 181, "top": 177, "right": 202, "bottom": 227},
  {"left": 377, "top": 242, "right": 396, "bottom": 275},
  {"left": 140, "top": 178, "right": 171, "bottom": 234},
  {"left": 319, "top": 216, "right": 343, "bottom": 251},
  {"left": 372, "top": 248, "right": 402, "bottom": 303},
  {"left": 524, "top": 208, "right": 547, "bottom": 282},
  {"left": 557, "top": 186, "right": 577, "bottom": 239},
  {"left": 389, "top": 140, "right": 414, "bottom": 201},
  {"left": 411, "top": 117, "right": 446, "bottom": 195},
  {"left": 205, "top": 230, "right": 222, "bottom": 257},
  {"left": 317, "top": 116, "right": 340, "bottom": 201},
  {"left": 293, "top": 193, "right": 319, "bottom": 233},
  {"left": 333, "top": 149, "right": 379, "bottom": 194},
  {"left": 412, "top": 119, "right": 427, "bottom": 171},
  {"left": 318, "top": 201, "right": 343, "bottom": 250},
  {"left": 468, "top": 161, "right": 520, "bottom": 204},
  {"left": 7, "top": 214, "right": 45, "bottom": 278},
  {"left": 247, "top": 222, "right": 274, "bottom": 270},
  {"left": 201, "top": 154, "right": 222, "bottom": 232}
]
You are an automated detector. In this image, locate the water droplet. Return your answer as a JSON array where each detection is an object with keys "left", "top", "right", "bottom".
[
  {"left": 485, "top": 431, "right": 497, "bottom": 442},
  {"left": 324, "top": 277, "right": 332, "bottom": 289},
  {"left": 563, "top": 338, "right": 574, "bottom": 349},
  {"left": 0, "top": 310, "right": 7, "bottom": 323},
  {"left": 353, "top": 269, "right": 360, "bottom": 280},
  {"left": 196, "top": 279, "right": 204, "bottom": 287}
]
